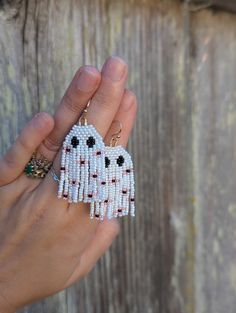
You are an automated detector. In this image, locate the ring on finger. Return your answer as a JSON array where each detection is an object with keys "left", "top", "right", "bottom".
[{"left": 24, "top": 151, "right": 53, "bottom": 179}]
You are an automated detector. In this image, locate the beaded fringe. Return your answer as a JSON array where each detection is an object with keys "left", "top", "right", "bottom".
[{"left": 89, "top": 146, "right": 135, "bottom": 220}]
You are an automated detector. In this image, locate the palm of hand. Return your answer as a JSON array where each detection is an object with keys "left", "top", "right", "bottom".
[{"left": 0, "top": 57, "right": 137, "bottom": 312}]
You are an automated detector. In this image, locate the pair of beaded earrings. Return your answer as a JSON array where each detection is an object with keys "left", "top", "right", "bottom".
[{"left": 57, "top": 101, "right": 135, "bottom": 220}]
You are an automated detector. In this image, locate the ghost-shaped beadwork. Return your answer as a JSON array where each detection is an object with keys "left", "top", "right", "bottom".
[
  {"left": 90, "top": 145, "right": 135, "bottom": 220},
  {"left": 57, "top": 125, "right": 106, "bottom": 203}
]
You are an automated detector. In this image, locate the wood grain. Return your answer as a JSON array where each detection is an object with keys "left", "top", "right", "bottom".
[
  {"left": 190, "top": 9, "right": 236, "bottom": 313},
  {"left": 1, "top": 0, "right": 236, "bottom": 312}
]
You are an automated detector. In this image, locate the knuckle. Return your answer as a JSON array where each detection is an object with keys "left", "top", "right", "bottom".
[
  {"left": 17, "top": 134, "right": 32, "bottom": 154},
  {"left": 63, "top": 91, "right": 82, "bottom": 114},
  {"left": 92, "top": 88, "right": 118, "bottom": 111},
  {"left": 42, "top": 136, "right": 62, "bottom": 154}
]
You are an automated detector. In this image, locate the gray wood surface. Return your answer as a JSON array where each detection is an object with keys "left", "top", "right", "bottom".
[{"left": 1, "top": 0, "right": 236, "bottom": 312}]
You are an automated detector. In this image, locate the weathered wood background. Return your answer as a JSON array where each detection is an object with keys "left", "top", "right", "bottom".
[{"left": 1, "top": 0, "right": 236, "bottom": 312}]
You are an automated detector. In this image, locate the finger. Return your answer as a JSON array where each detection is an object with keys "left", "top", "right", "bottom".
[
  {"left": 38, "top": 66, "right": 101, "bottom": 161},
  {"left": 64, "top": 218, "right": 120, "bottom": 287},
  {"left": 38, "top": 61, "right": 130, "bottom": 233},
  {"left": 0, "top": 113, "right": 54, "bottom": 186},
  {"left": 86, "top": 56, "right": 128, "bottom": 137},
  {"left": 104, "top": 89, "right": 137, "bottom": 147}
]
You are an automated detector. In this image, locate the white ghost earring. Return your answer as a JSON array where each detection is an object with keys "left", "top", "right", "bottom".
[
  {"left": 57, "top": 101, "right": 107, "bottom": 204},
  {"left": 90, "top": 121, "right": 135, "bottom": 220}
]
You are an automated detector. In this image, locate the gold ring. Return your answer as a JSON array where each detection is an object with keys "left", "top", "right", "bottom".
[{"left": 24, "top": 152, "right": 52, "bottom": 179}]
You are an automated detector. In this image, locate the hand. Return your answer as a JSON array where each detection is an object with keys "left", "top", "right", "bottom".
[{"left": 0, "top": 56, "right": 137, "bottom": 313}]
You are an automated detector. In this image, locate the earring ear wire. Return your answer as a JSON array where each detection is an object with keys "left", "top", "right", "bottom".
[
  {"left": 78, "top": 99, "right": 91, "bottom": 126},
  {"left": 109, "top": 120, "right": 123, "bottom": 147}
]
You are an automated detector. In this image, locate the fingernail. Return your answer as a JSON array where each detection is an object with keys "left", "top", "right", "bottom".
[
  {"left": 102, "top": 56, "right": 127, "bottom": 81},
  {"left": 77, "top": 67, "right": 99, "bottom": 92},
  {"left": 32, "top": 113, "right": 42, "bottom": 127},
  {"left": 122, "top": 92, "right": 135, "bottom": 111},
  {"left": 33, "top": 112, "right": 52, "bottom": 128}
]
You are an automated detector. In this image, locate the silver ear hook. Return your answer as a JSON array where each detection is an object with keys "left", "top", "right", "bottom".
[{"left": 109, "top": 120, "right": 123, "bottom": 147}]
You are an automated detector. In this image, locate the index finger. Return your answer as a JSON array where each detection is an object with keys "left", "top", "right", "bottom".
[{"left": 38, "top": 66, "right": 101, "bottom": 161}]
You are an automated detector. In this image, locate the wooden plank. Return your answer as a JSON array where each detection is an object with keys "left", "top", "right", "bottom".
[
  {"left": 1, "top": 0, "right": 236, "bottom": 313},
  {"left": 0, "top": 0, "right": 194, "bottom": 312},
  {"left": 190, "top": 8, "right": 236, "bottom": 313}
]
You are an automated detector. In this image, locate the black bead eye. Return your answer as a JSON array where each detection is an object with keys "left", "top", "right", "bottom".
[
  {"left": 117, "top": 155, "right": 125, "bottom": 167},
  {"left": 87, "top": 136, "right": 96, "bottom": 148},
  {"left": 71, "top": 136, "right": 79, "bottom": 148},
  {"left": 105, "top": 157, "right": 110, "bottom": 168}
]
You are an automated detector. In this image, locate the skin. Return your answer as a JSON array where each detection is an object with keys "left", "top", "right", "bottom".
[{"left": 0, "top": 56, "right": 137, "bottom": 313}]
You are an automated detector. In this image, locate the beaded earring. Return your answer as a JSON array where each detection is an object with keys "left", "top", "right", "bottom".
[
  {"left": 90, "top": 121, "right": 135, "bottom": 220},
  {"left": 57, "top": 101, "right": 107, "bottom": 204}
]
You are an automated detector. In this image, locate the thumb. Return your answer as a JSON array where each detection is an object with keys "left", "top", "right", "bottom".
[{"left": 0, "top": 112, "right": 54, "bottom": 186}]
